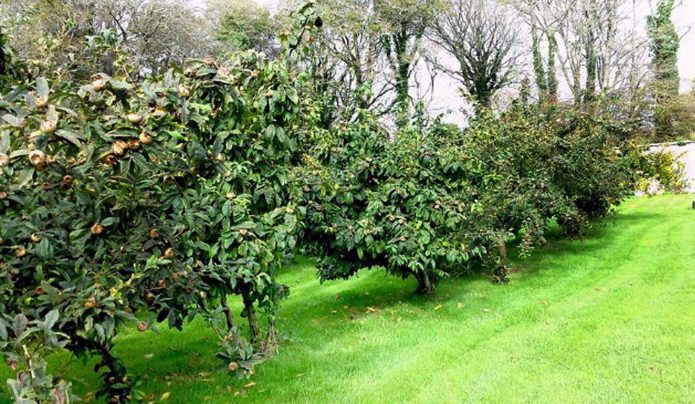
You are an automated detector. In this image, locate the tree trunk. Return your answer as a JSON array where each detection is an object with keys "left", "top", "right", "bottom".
[
  {"left": 264, "top": 322, "right": 279, "bottom": 355},
  {"left": 531, "top": 26, "right": 548, "bottom": 100},
  {"left": 220, "top": 292, "right": 236, "bottom": 331},
  {"left": 393, "top": 29, "right": 411, "bottom": 129},
  {"left": 494, "top": 239, "right": 509, "bottom": 284},
  {"left": 414, "top": 270, "right": 435, "bottom": 294},
  {"left": 74, "top": 337, "right": 130, "bottom": 403},
  {"left": 546, "top": 32, "right": 559, "bottom": 102},
  {"left": 241, "top": 287, "right": 261, "bottom": 347}
]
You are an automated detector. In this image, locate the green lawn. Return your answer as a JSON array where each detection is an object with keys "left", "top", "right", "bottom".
[{"left": 3, "top": 194, "right": 695, "bottom": 403}]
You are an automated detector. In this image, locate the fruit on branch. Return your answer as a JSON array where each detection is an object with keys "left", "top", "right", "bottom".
[
  {"left": 15, "top": 245, "right": 26, "bottom": 258},
  {"left": 126, "top": 113, "right": 143, "bottom": 125},
  {"left": 90, "top": 223, "right": 104, "bottom": 236},
  {"left": 40, "top": 120, "right": 57, "bottom": 134},
  {"left": 139, "top": 132, "right": 153, "bottom": 145},
  {"left": 35, "top": 95, "right": 49, "bottom": 108},
  {"left": 84, "top": 296, "right": 97, "bottom": 309},
  {"left": 28, "top": 150, "right": 46, "bottom": 169},
  {"left": 91, "top": 76, "right": 107, "bottom": 92},
  {"left": 111, "top": 141, "right": 128, "bottom": 157},
  {"left": 163, "top": 248, "right": 175, "bottom": 259}
]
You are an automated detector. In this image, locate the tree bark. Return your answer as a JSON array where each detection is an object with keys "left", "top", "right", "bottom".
[
  {"left": 531, "top": 26, "right": 548, "bottom": 99},
  {"left": 547, "top": 32, "right": 559, "bottom": 102},
  {"left": 414, "top": 270, "right": 435, "bottom": 294},
  {"left": 241, "top": 286, "right": 261, "bottom": 347}
]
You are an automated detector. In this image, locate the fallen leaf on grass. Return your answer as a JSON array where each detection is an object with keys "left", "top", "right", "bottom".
[
  {"left": 483, "top": 308, "right": 492, "bottom": 313},
  {"left": 160, "top": 392, "right": 171, "bottom": 401},
  {"left": 434, "top": 304, "right": 442, "bottom": 310},
  {"left": 366, "top": 307, "right": 378, "bottom": 313},
  {"left": 144, "top": 354, "right": 154, "bottom": 359},
  {"left": 244, "top": 382, "right": 256, "bottom": 388}
]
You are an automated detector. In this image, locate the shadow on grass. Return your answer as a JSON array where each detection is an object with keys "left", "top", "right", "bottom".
[{"left": 2, "top": 202, "right": 675, "bottom": 401}]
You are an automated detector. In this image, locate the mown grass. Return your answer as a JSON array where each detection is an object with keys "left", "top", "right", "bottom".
[{"left": 2, "top": 194, "right": 695, "bottom": 403}]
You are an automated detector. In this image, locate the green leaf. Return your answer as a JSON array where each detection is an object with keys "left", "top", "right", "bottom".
[
  {"left": 36, "top": 77, "right": 49, "bottom": 97},
  {"left": 55, "top": 129, "right": 83, "bottom": 147},
  {"left": 44, "top": 310, "right": 60, "bottom": 330}
]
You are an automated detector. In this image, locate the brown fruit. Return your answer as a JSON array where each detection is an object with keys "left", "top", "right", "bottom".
[
  {"left": 111, "top": 141, "right": 128, "bottom": 156},
  {"left": 239, "top": 229, "right": 249, "bottom": 237},
  {"left": 127, "top": 139, "right": 140, "bottom": 150},
  {"left": 84, "top": 296, "right": 97, "bottom": 309},
  {"left": 28, "top": 150, "right": 46, "bottom": 168},
  {"left": 35, "top": 95, "right": 49, "bottom": 108},
  {"left": 198, "top": 291, "right": 207, "bottom": 299},
  {"left": 266, "top": 90, "right": 274, "bottom": 98},
  {"left": 163, "top": 248, "right": 175, "bottom": 259},
  {"left": 250, "top": 71, "right": 259, "bottom": 78},
  {"left": 149, "top": 228, "right": 160, "bottom": 239},
  {"left": 228, "top": 362, "right": 239, "bottom": 372},
  {"left": 139, "top": 132, "right": 153, "bottom": 145},
  {"left": 103, "top": 154, "right": 117, "bottom": 166},
  {"left": 152, "top": 108, "right": 167, "bottom": 119},
  {"left": 35, "top": 286, "right": 45, "bottom": 294},
  {"left": 40, "top": 120, "right": 57, "bottom": 134},
  {"left": 0, "top": 153, "right": 9, "bottom": 167},
  {"left": 157, "top": 279, "right": 167, "bottom": 288},
  {"left": 126, "top": 113, "right": 143, "bottom": 124},
  {"left": 145, "top": 292, "right": 155, "bottom": 303},
  {"left": 0, "top": 191, "right": 8, "bottom": 200},
  {"left": 178, "top": 86, "right": 190, "bottom": 98},
  {"left": 15, "top": 245, "right": 26, "bottom": 258},
  {"left": 137, "top": 322, "right": 148, "bottom": 332},
  {"left": 30, "top": 234, "right": 41, "bottom": 243},
  {"left": 215, "top": 153, "right": 225, "bottom": 162},
  {"left": 41, "top": 182, "right": 51, "bottom": 191},
  {"left": 163, "top": 175, "right": 175, "bottom": 185},
  {"left": 91, "top": 77, "right": 107, "bottom": 92},
  {"left": 90, "top": 223, "right": 104, "bottom": 236},
  {"left": 225, "top": 192, "right": 235, "bottom": 200}
]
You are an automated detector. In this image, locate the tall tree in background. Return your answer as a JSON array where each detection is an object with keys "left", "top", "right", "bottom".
[
  {"left": 376, "top": 0, "right": 441, "bottom": 128},
  {"left": 431, "top": 0, "right": 521, "bottom": 108},
  {"left": 648, "top": 0, "right": 680, "bottom": 136},
  {"left": 212, "top": 0, "right": 281, "bottom": 56},
  {"left": 0, "top": 0, "right": 215, "bottom": 80}
]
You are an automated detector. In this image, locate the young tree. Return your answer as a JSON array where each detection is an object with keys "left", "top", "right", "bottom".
[{"left": 430, "top": 0, "right": 521, "bottom": 108}]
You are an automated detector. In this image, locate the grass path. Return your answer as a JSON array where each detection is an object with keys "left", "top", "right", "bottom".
[{"left": 2, "top": 195, "right": 694, "bottom": 403}]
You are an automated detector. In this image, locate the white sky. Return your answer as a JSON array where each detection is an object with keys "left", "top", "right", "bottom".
[{"left": 200, "top": 0, "right": 695, "bottom": 122}]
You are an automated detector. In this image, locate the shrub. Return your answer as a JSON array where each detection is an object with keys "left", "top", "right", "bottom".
[{"left": 295, "top": 104, "right": 644, "bottom": 293}]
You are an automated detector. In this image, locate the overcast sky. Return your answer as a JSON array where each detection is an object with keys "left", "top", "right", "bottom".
[{"left": 204, "top": 0, "right": 695, "bottom": 123}]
